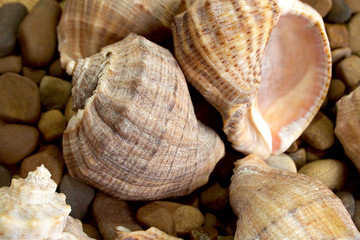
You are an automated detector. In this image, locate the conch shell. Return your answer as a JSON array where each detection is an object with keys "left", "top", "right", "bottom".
[
  {"left": 57, "top": 0, "right": 185, "bottom": 68},
  {"left": 335, "top": 86, "right": 360, "bottom": 171},
  {"left": 62, "top": 33, "right": 225, "bottom": 201},
  {"left": 172, "top": 0, "right": 331, "bottom": 158},
  {"left": 229, "top": 154, "right": 360, "bottom": 239}
]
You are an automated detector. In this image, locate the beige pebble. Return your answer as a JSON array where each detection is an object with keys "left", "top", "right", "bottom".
[
  {"left": 39, "top": 75, "right": 72, "bottom": 110},
  {"left": 37, "top": 109, "right": 66, "bottom": 142},
  {"left": 22, "top": 66, "right": 46, "bottom": 85},
  {"left": 353, "top": 200, "right": 360, "bottom": 231},
  {"left": 20, "top": 144, "right": 64, "bottom": 185},
  {"left": 265, "top": 153, "right": 297, "bottom": 173},
  {"left": 0, "top": 124, "right": 39, "bottom": 165},
  {"left": 0, "top": 55, "right": 22, "bottom": 74},
  {"left": 325, "top": 23, "right": 348, "bottom": 49},
  {"left": 300, "top": 0, "right": 332, "bottom": 17},
  {"left": 331, "top": 47, "right": 352, "bottom": 64},
  {"left": 82, "top": 224, "right": 102, "bottom": 240},
  {"left": 301, "top": 111, "right": 335, "bottom": 150},
  {"left": 335, "top": 55, "right": 360, "bottom": 89},
  {"left": 335, "top": 191, "right": 355, "bottom": 217},
  {"left": 327, "top": 79, "right": 346, "bottom": 102},
  {"left": 344, "top": 0, "right": 360, "bottom": 13},
  {"left": 64, "top": 96, "right": 76, "bottom": 123},
  {"left": 173, "top": 205, "right": 204, "bottom": 236},
  {"left": 349, "top": 13, "right": 360, "bottom": 56},
  {"left": 298, "top": 159, "right": 348, "bottom": 191},
  {"left": 288, "top": 148, "right": 307, "bottom": 170},
  {"left": 200, "top": 182, "right": 229, "bottom": 212}
]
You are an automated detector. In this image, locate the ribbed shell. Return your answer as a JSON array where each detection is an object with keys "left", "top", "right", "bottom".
[
  {"left": 335, "top": 86, "right": 360, "bottom": 171},
  {"left": 229, "top": 154, "right": 360, "bottom": 239},
  {"left": 57, "top": 0, "right": 185, "bottom": 68},
  {"left": 62, "top": 34, "right": 225, "bottom": 201},
  {"left": 172, "top": 0, "right": 331, "bottom": 158}
]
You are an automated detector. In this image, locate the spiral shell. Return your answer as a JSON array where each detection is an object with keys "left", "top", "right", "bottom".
[
  {"left": 229, "top": 154, "right": 360, "bottom": 239},
  {"left": 62, "top": 33, "right": 225, "bottom": 201}
]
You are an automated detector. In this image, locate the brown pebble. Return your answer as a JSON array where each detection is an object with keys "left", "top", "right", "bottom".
[
  {"left": 306, "top": 146, "right": 328, "bottom": 162},
  {"left": 265, "top": 153, "right": 297, "bottom": 172},
  {"left": 288, "top": 148, "right": 307, "bottom": 170},
  {"left": 0, "top": 55, "right": 22, "bottom": 74},
  {"left": 325, "top": 23, "right": 348, "bottom": 50},
  {"left": 331, "top": 47, "right": 352, "bottom": 64},
  {"left": 300, "top": 0, "right": 332, "bottom": 17},
  {"left": 0, "top": 72, "right": 41, "bottom": 124},
  {"left": 18, "top": 0, "right": 61, "bottom": 67},
  {"left": 20, "top": 144, "right": 64, "bottom": 185},
  {"left": 285, "top": 140, "right": 298, "bottom": 153},
  {"left": 48, "top": 58, "right": 66, "bottom": 77},
  {"left": 335, "top": 191, "right": 355, "bottom": 217},
  {"left": 190, "top": 226, "right": 218, "bottom": 240},
  {"left": 335, "top": 55, "right": 360, "bottom": 89},
  {"left": 353, "top": 200, "right": 360, "bottom": 231},
  {"left": 344, "top": 0, "right": 360, "bottom": 13},
  {"left": 200, "top": 182, "right": 228, "bottom": 212},
  {"left": 82, "top": 224, "right": 102, "bottom": 240},
  {"left": 173, "top": 205, "right": 204, "bottom": 236},
  {"left": 349, "top": 13, "right": 360, "bottom": 57},
  {"left": 0, "top": 124, "right": 39, "bottom": 165},
  {"left": 327, "top": 79, "right": 346, "bottom": 102},
  {"left": 22, "top": 66, "right": 46, "bottom": 85},
  {"left": 37, "top": 109, "right": 66, "bottom": 142},
  {"left": 64, "top": 96, "right": 76, "bottom": 123},
  {"left": 39, "top": 75, "right": 72, "bottom": 110},
  {"left": 0, "top": 164, "right": 12, "bottom": 187},
  {"left": 298, "top": 159, "right": 348, "bottom": 191}
]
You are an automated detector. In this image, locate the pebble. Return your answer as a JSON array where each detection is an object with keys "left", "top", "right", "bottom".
[
  {"left": 353, "top": 200, "right": 360, "bottom": 230},
  {"left": 298, "top": 159, "right": 348, "bottom": 191},
  {"left": 0, "top": 72, "right": 41, "bottom": 124},
  {"left": 190, "top": 226, "right": 218, "bottom": 240},
  {"left": 172, "top": 205, "right": 205, "bottom": 236},
  {"left": 335, "top": 55, "right": 360, "bottom": 88},
  {"left": 327, "top": 79, "right": 346, "bottom": 102},
  {"left": 22, "top": 66, "right": 46, "bottom": 85},
  {"left": 331, "top": 47, "right": 352, "bottom": 64},
  {"left": 218, "top": 236, "right": 234, "bottom": 240},
  {"left": 265, "top": 153, "right": 297, "bottom": 172},
  {"left": 204, "top": 213, "right": 222, "bottom": 229},
  {"left": 37, "top": 109, "right": 66, "bottom": 142},
  {"left": 49, "top": 58, "right": 66, "bottom": 78},
  {"left": 285, "top": 140, "right": 298, "bottom": 153},
  {"left": 348, "top": 13, "right": 360, "bottom": 56},
  {"left": 18, "top": 0, "right": 61, "bottom": 67},
  {"left": 200, "top": 182, "right": 229, "bottom": 212},
  {"left": 301, "top": 111, "right": 335, "bottom": 150},
  {"left": 0, "top": 55, "right": 22, "bottom": 74},
  {"left": 82, "top": 224, "right": 102, "bottom": 240},
  {"left": 39, "top": 75, "right": 72, "bottom": 110},
  {"left": 59, "top": 173, "right": 95, "bottom": 220},
  {"left": 0, "top": 124, "right": 39, "bottom": 165},
  {"left": 92, "top": 192, "right": 142, "bottom": 240},
  {"left": 64, "top": 96, "right": 76, "bottom": 123},
  {"left": 0, "top": 164, "right": 12, "bottom": 187},
  {"left": 325, "top": 0, "right": 352, "bottom": 23},
  {"left": 324, "top": 23, "right": 348, "bottom": 49},
  {"left": 300, "top": 0, "right": 332, "bottom": 17},
  {"left": 0, "top": 3, "right": 27, "bottom": 57},
  {"left": 306, "top": 146, "right": 328, "bottom": 162},
  {"left": 335, "top": 191, "right": 355, "bottom": 217},
  {"left": 288, "top": 148, "right": 307, "bottom": 170},
  {"left": 20, "top": 144, "right": 64, "bottom": 185},
  {"left": 344, "top": 0, "right": 360, "bottom": 13}
]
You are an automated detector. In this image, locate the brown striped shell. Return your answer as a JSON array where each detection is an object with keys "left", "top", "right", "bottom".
[
  {"left": 172, "top": 0, "right": 331, "bottom": 159},
  {"left": 57, "top": 0, "right": 185, "bottom": 68},
  {"left": 229, "top": 154, "right": 360, "bottom": 239},
  {"left": 62, "top": 34, "right": 225, "bottom": 201}
]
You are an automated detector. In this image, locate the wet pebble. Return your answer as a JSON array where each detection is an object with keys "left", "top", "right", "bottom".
[
  {"left": 265, "top": 153, "right": 297, "bottom": 172},
  {"left": 0, "top": 164, "right": 12, "bottom": 187},
  {"left": 39, "top": 75, "right": 72, "bottom": 110},
  {"left": 37, "top": 109, "right": 66, "bottom": 142},
  {"left": 325, "top": 0, "right": 352, "bottom": 23},
  {"left": 335, "top": 55, "right": 360, "bottom": 89},
  {"left": 0, "top": 3, "right": 27, "bottom": 57},
  {"left": 22, "top": 66, "right": 46, "bottom": 85},
  {"left": 327, "top": 79, "right": 346, "bottom": 102},
  {"left": 59, "top": 173, "right": 95, "bottom": 220},
  {"left": 190, "top": 226, "right": 218, "bottom": 240},
  {"left": 348, "top": 13, "right": 360, "bottom": 56},
  {"left": 331, "top": 47, "right": 352, "bottom": 64},
  {"left": 298, "top": 159, "right": 348, "bottom": 191},
  {"left": 300, "top": 0, "right": 332, "bottom": 17},
  {"left": 20, "top": 144, "right": 64, "bottom": 185},
  {"left": 335, "top": 191, "right": 355, "bottom": 217},
  {"left": 0, "top": 72, "right": 41, "bottom": 124},
  {"left": 18, "top": 0, "right": 61, "bottom": 67},
  {"left": 0, "top": 55, "right": 22, "bottom": 74},
  {"left": 0, "top": 124, "right": 39, "bottom": 165},
  {"left": 200, "top": 182, "right": 229, "bottom": 212},
  {"left": 325, "top": 23, "right": 348, "bottom": 49}
]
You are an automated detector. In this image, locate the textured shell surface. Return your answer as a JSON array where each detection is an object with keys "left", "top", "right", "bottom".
[
  {"left": 62, "top": 33, "right": 225, "bottom": 201},
  {"left": 172, "top": 0, "right": 331, "bottom": 159},
  {"left": 115, "top": 226, "right": 181, "bottom": 240},
  {"left": 229, "top": 154, "right": 360, "bottom": 239},
  {"left": 335, "top": 86, "right": 360, "bottom": 171},
  {"left": 57, "top": 0, "right": 185, "bottom": 68}
]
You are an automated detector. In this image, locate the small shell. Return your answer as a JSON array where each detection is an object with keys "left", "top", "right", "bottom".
[
  {"left": 172, "top": 0, "right": 331, "bottom": 158},
  {"left": 335, "top": 86, "right": 360, "bottom": 171},
  {"left": 57, "top": 0, "right": 185, "bottom": 68},
  {"left": 62, "top": 34, "right": 225, "bottom": 201},
  {"left": 229, "top": 154, "right": 360, "bottom": 239},
  {"left": 115, "top": 226, "right": 181, "bottom": 240}
]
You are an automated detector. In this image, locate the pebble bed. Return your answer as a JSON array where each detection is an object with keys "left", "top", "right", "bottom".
[{"left": 0, "top": 0, "right": 360, "bottom": 239}]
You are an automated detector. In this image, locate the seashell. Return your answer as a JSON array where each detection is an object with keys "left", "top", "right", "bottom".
[
  {"left": 63, "top": 216, "right": 96, "bottom": 240},
  {"left": 57, "top": 0, "right": 185, "bottom": 68},
  {"left": 172, "top": 0, "right": 331, "bottom": 159},
  {"left": 229, "top": 154, "right": 360, "bottom": 239},
  {"left": 115, "top": 226, "right": 181, "bottom": 240},
  {"left": 335, "top": 86, "right": 360, "bottom": 171},
  {"left": 62, "top": 33, "right": 225, "bottom": 201}
]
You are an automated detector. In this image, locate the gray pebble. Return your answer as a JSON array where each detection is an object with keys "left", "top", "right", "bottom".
[
  {"left": 335, "top": 191, "right": 355, "bottom": 217},
  {"left": 331, "top": 47, "right": 352, "bottom": 64},
  {"left": 335, "top": 55, "right": 360, "bottom": 89},
  {"left": 325, "top": 0, "right": 352, "bottom": 23},
  {"left": 0, "top": 164, "right": 12, "bottom": 187}
]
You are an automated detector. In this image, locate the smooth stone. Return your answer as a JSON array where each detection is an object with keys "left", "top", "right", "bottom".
[
  {"left": 0, "top": 72, "right": 41, "bottom": 124},
  {"left": 301, "top": 111, "right": 335, "bottom": 150},
  {"left": 18, "top": 0, "right": 61, "bottom": 67},
  {"left": 39, "top": 75, "right": 72, "bottom": 110},
  {"left": 306, "top": 146, "right": 328, "bottom": 162},
  {"left": 82, "top": 224, "right": 102, "bottom": 240},
  {"left": 190, "top": 226, "right": 218, "bottom": 240},
  {"left": 0, "top": 55, "right": 22, "bottom": 74},
  {"left": 200, "top": 183, "right": 228, "bottom": 212},
  {"left": 93, "top": 192, "right": 142, "bottom": 240},
  {"left": 325, "top": 0, "right": 352, "bottom": 23},
  {"left": 344, "top": 0, "right": 360, "bottom": 13},
  {"left": 0, "top": 164, "right": 12, "bottom": 187},
  {"left": 22, "top": 66, "right": 46, "bottom": 85},
  {"left": 48, "top": 58, "right": 66, "bottom": 78},
  {"left": 325, "top": 23, "right": 348, "bottom": 50},
  {"left": 0, "top": 124, "right": 39, "bottom": 165},
  {"left": 59, "top": 173, "right": 95, "bottom": 220},
  {"left": 37, "top": 109, "right": 66, "bottom": 142},
  {"left": 64, "top": 96, "right": 76, "bottom": 123},
  {"left": 335, "top": 55, "right": 360, "bottom": 88},
  {"left": 20, "top": 144, "right": 64, "bottom": 185},
  {"left": 298, "top": 159, "right": 348, "bottom": 191},
  {"left": 288, "top": 148, "right": 307, "bottom": 170},
  {"left": 327, "top": 79, "right": 346, "bottom": 102},
  {"left": 300, "top": 0, "right": 332, "bottom": 17},
  {"left": 265, "top": 153, "right": 297, "bottom": 172},
  {"left": 335, "top": 191, "right": 355, "bottom": 217},
  {"left": 172, "top": 205, "right": 204, "bottom": 236},
  {"left": 0, "top": 3, "right": 27, "bottom": 57},
  {"left": 349, "top": 13, "right": 360, "bottom": 56},
  {"left": 331, "top": 47, "right": 352, "bottom": 64},
  {"left": 353, "top": 200, "right": 360, "bottom": 230}
]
